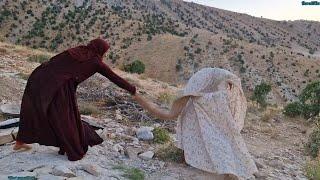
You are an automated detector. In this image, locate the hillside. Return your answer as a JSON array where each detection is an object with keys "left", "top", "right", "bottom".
[{"left": 1, "top": 0, "right": 320, "bottom": 104}]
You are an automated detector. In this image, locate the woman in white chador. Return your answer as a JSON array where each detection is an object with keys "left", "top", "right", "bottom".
[{"left": 133, "top": 68, "right": 258, "bottom": 179}]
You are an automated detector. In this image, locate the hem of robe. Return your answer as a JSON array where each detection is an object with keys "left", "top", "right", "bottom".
[{"left": 16, "top": 79, "right": 104, "bottom": 161}]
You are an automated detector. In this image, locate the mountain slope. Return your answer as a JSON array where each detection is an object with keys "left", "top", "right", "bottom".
[{"left": 0, "top": 0, "right": 319, "bottom": 103}]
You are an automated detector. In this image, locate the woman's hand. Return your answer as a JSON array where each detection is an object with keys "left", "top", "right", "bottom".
[{"left": 131, "top": 93, "right": 189, "bottom": 120}]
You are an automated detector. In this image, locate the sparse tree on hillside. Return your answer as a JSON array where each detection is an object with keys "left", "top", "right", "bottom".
[{"left": 251, "top": 82, "right": 272, "bottom": 108}]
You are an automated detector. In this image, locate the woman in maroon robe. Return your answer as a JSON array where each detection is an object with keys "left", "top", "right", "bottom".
[{"left": 14, "top": 38, "right": 136, "bottom": 161}]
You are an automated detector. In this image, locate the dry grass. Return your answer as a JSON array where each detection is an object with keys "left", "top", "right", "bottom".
[
  {"left": 157, "top": 91, "right": 176, "bottom": 106},
  {"left": 17, "top": 72, "right": 30, "bottom": 80},
  {"left": 260, "top": 107, "right": 280, "bottom": 122},
  {"left": 78, "top": 101, "right": 101, "bottom": 115},
  {"left": 0, "top": 42, "right": 53, "bottom": 59},
  {"left": 305, "top": 159, "right": 320, "bottom": 180}
]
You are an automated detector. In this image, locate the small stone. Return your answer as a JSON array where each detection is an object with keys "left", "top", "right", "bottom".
[
  {"left": 108, "top": 133, "right": 116, "bottom": 139},
  {"left": 125, "top": 127, "right": 137, "bottom": 136},
  {"left": 38, "top": 174, "right": 65, "bottom": 180},
  {"left": 132, "top": 138, "right": 140, "bottom": 145},
  {"left": 115, "top": 127, "right": 124, "bottom": 133},
  {"left": 138, "top": 151, "right": 154, "bottom": 160},
  {"left": 0, "top": 103, "right": 20, "bottom": 117},
  {"left": 254, "top": 172, "right": 268, "bottom": 179},
  {"left": 124, "top": 147, "right": 142, "bottom": 159},
  {"left": 255, "top": 160, "right": 265, "bottom": 169},
  {"left": 52, "top": 165, "right": 76, "bottom": 178},
  {"left": 113, "top": 144, "right": 124, "bottom": 152},
  {"left": 74, "top": 0, "right": 85, "bottom": 8},
  {"left": 159, "top": 161, "right": 165, "bottom": 168},
  {"left": 67, "top": 177, "right": 84, "bottom": 180},
  {"left": 268, "top": 159, "right": 284, "bottom": 169},
  {"left": 79, "top": 164, "right": 100, "bottom": 176},
  {"left": 8, "top": 171, "right": 37, "bottom": 180},
  {"left": 136, "top": 127, "right": 154, "bottom": 141},
  {"left": 115, "top": 109, "right": 122, "bottom": 120}
]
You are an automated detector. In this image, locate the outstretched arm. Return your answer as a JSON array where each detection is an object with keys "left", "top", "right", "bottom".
[
  {"left": 132, "top": 94, "right": 189, "bottom": 120},
  {"left": 97, "top": 61, "right": 136, "bottom": 95}
]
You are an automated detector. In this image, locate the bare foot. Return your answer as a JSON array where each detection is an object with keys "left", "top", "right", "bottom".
[{"left": 13, "top": 141, "right": 32, "bottom": 151}]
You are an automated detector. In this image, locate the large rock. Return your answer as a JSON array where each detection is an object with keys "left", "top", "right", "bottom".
[
  {"left": 7, "top": 171, "right": 37, "bottom": 180},
  {"left": 136, "top": 127, "right": 154, "bottom": 141},
  {"left": 0, "top": 103, "right": 20, "bottom": 117},
  {"left": 52, "top": 165, "right": 76, "bottom": 178}
]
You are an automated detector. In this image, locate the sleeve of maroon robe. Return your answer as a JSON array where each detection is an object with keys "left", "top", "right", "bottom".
[{"left": 97, "top": 61, "right": 136, "bottom": 95}]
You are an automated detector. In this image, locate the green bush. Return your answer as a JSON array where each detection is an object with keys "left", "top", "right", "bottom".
[
  {"left": 113, "top": 165, "right": 145, "bottom": 180},
  {"left": 27, "top": 54, "right": 51, "bottom": 63},
  {"left": 283, "top": 102, "right": 305, "bottom": 117},
  {"left": 284, "top": 81, "right": 320, "bottom": 119},
  {"left": 251, "top": 82, "right": 271, "bottom": 108},
  {"left": 156, "top": 142, "right": 184, "bottom": 163},
  {"left": 306, "top": 128, "right": 320, "bottom": 158},
  {"left": 153, "top": 127, "right": 170, "bottom": 144},
  {"left": 124, "top": 60, "right": 145, "bottom": 74}
]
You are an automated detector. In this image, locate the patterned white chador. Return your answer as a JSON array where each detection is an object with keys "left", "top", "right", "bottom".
[{"left": 175, "top": 68, "right": 258, "bottom": 179}]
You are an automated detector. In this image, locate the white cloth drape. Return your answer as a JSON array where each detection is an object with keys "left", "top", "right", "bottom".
[{"left": 175, "top": 68, "right": 257, "bottom": 179}]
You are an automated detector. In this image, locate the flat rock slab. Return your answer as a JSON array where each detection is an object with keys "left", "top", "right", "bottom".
[
  {"left": 0, "top": 118, "right": 19, "bottom": 129},
  {"left": 79, "top": 164, "right": 100, "bottom": 176},
  {"left": 81, "top": 115, "right": 104, "bottom": 129},
  {"left": 0, "top": 104, "right": 20, "bottom": 117},
  {"left": 7, "top": 171, "right": 37, "bottom": 180},
  {"left": 0, "top": 127, "right": 18, "bottom": 145},
  {"left": 38, "top": 174, "right": 65, "bottom": 180}
]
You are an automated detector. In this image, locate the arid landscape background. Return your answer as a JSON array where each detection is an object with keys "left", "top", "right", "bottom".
[{"left": 0, "top": 0, "right": 319, "bottom": 179}]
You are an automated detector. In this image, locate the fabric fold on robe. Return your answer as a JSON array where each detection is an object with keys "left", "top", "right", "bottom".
[{"left": 174, "top": 68, "right": 257, "bottom": 179}]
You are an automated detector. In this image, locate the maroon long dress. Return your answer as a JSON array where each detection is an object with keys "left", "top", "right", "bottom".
[{"left": 16, "top": 39, "right": 136, "bottom": 161}]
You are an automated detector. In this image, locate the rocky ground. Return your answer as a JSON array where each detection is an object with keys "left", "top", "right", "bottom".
[{"left": 0, "top": 43, "right": 313, "bottom": 179}]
